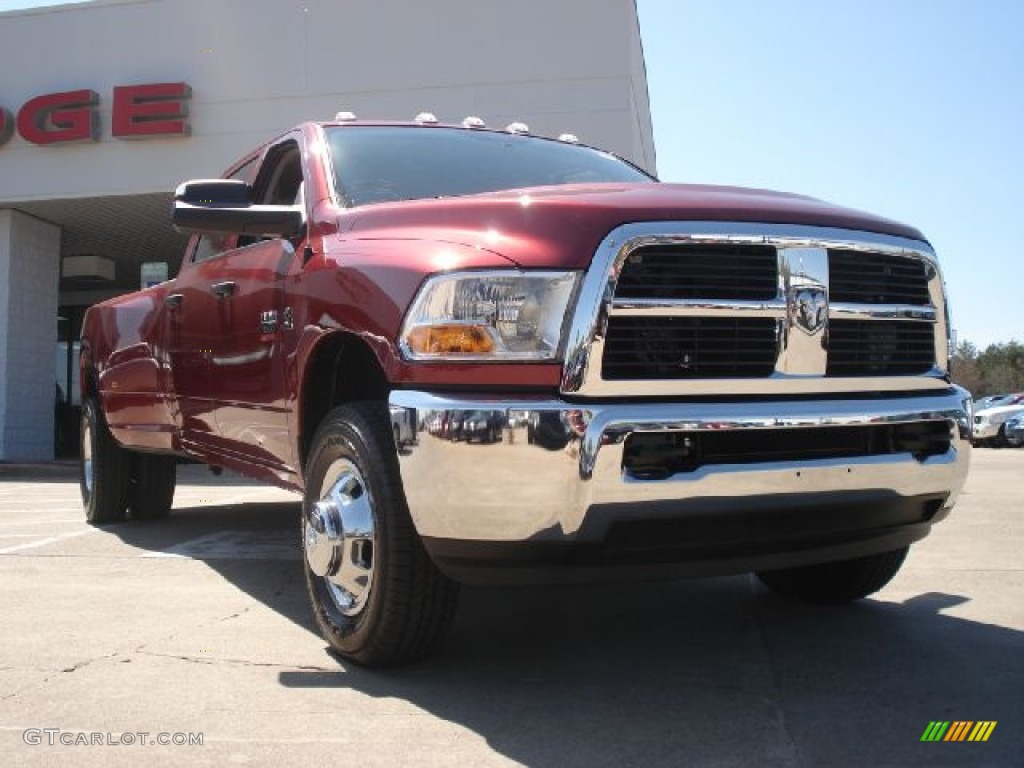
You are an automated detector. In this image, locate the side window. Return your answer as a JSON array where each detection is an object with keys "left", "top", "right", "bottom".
[
  {"left": 236, "top": 139, "right": 305, "bottom": 248},
  {"left": 190, "top": 157, "right": 258, "bottom": 264},
  {"left": 256, "top": 141, "right": 304, "bottom": 206},
  {"left": 192, "top": 233, "right": 232, "bottom": 264}
]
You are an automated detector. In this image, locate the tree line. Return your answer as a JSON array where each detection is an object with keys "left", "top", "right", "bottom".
[{"left": 951, "top": 340, "right": 1024, "bottom": 397}]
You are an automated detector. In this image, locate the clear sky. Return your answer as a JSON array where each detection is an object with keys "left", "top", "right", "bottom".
[
  {"left": 1, "top": 0, "right": 1020, "bottom": 347},
  {"left": 636, "top": 0, "right": 1023, "bottom": 348}
]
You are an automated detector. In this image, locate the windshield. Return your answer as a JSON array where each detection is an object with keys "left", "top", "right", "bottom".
[{"left": 325, "top": 126, "right": 654, "bottom": 207}]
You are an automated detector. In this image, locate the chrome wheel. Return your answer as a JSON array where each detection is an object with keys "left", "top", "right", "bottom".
[
  {"left": 81, "top": 418, "right": 94, "bottom": 497},
  {"left": 305, "top": 458, "right": 376, "bottom": 617},
  {"left": 302, "top": 402, "right": 458, "bottom": 665}
]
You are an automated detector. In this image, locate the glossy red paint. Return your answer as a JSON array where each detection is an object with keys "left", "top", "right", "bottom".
[
  {"left": 87, "top": 284, "right": 178, "bottom": 451},
  {"left": 81, "top": 120, "right": 932, "bottom": 493},
  {"left": 199, "top": 239, "right": 294, "bottom": 469},
  {"left": 341, "top": 182, "right": 926, "bottom": 270},
  {"left": 111, "top": 82, "right": 191, "bottom": 138},
  {"left": 17, "top": 89, "right": 99, "bottom": 145}
]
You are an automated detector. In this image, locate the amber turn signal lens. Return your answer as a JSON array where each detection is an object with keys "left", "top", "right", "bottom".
[{"left": 406, "top": 325, "right": 496, "bottom": 355}]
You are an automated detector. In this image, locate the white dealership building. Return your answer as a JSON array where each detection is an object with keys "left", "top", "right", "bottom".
[{"left": 0, "top": 0, "right": 654, "bottom": 460}]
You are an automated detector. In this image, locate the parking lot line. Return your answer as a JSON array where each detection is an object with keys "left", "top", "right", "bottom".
[
  {"left": 0, "top": 529, "right": 96, "bottom": 555},
  {"left": 140, "top": 530, "right": 298, "bottom": 561},
  {"left": 0, "top": 519, "right": 84, "bottom": 526}
]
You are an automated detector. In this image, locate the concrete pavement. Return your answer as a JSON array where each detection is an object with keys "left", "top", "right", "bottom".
[{"left": 0, "top": 452, "right": 1021, "bottom": 767}]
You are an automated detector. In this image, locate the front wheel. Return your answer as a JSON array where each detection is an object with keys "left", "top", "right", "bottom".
[
  {"left": 302, "top": 402, "right": 459, "bottom": 666},
  {"left": 756, "top": 546, "right": 909, "bottom": 604}
]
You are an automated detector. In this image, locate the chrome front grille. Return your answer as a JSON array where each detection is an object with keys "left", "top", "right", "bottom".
[{"left": 562, "top": 222, "right": 950, "bottom": 397}]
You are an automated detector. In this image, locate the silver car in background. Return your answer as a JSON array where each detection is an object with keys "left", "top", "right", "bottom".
[
  {"left": 973, "top": 399, "right": 1024, "bottom": 447},
  {"left": 1004, "top": 412, "right": 1024, "bottom": 447}
]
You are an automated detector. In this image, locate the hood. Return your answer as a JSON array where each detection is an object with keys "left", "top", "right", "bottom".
[
  {"left": 338, "top": 182, "right": 928, "bottom": 269},
  {"left": 977, "top": 404, "right": 1024, "bottom": 419}
]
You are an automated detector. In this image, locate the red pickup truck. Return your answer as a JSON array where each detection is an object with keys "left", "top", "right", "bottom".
[{"left": 80, "top": 116, "right": 972, "bottom": 666}]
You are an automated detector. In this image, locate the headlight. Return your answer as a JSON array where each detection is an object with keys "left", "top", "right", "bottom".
[{"left": 400, "top": 270, "right": 579, "bottom": 360}]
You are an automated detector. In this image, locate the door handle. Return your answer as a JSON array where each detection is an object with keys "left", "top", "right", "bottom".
[
  {"left": 210, "top": 281, "right": 236, "bottom": 298},
  {"left": 164, "top": 293, "right": 184, "bottom": 309}
]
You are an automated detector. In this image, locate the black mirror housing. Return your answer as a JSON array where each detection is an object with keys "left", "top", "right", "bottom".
[
  {"left": 175, "top": 179, "right": 252, "bottom": 207},
  {"left": 172, "top": 179, "right": 303, "bottom": 237}
]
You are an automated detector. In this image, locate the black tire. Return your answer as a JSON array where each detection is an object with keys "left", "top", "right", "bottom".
[
  {"left": 80, "top": 398, "right": 131, "bottom": 525},
  {"left": 129, "top": 454, "right": 176, "bottom": 520},
  {"left": 756, "top": 546, "right": 909, "bottom": 604},
  {"left": 302, "top": 401, "right": 459, "bottom": 666}
]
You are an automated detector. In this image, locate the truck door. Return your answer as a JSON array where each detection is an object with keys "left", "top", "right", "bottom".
[
  {"left": 166, "top": 156, "right": 258, "bottom": 456},
  {"left": 166, "top": 233, "right": 233, "bottom": 450},
  {"left": 206, "top": 137, "right": 306, "bottom": 476}
]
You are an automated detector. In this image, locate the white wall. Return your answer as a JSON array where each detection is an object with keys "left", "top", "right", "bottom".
[
  {"left": 0, "top": 211, "right": 60, "bottom": 460},
  {"left": 0, "top": 0, "right": 655, "bottom": 203}
]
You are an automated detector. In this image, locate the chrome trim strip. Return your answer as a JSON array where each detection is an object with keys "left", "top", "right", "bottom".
[
  {"left": 829, "top": 303, "right": 938, "bottom": 321},
  {"left": 609, "top": 298, "right": 786, "bottom": 317},
  {"left": 610, "top": 296, "right": 786, "bottom": 315},
  {"left": 391, "top": 388, "right": 972, "bottom": 542},
  {"left": 561, "top": 222, "right": 949, "bottom": 397},
  {"left": 576, "top": 373, "right": 949, "bottom": 396}
]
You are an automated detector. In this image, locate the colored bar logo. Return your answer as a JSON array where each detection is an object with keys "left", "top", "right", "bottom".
[{"left": 921, "top": 721, "right": 996, "bottom": 742}]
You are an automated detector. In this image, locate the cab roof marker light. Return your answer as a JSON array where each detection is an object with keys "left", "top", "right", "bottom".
[
  {"left": 334, "top": 111, "right": 357, "bottom": 122},
  {"left": 415, "top": 112, "right": 439, "bottom": 125},
  {"left": 505, "top": 122, "right": 530, "bottom": 135},
  {"left": 462, "top": 116, "right": 486, "bottom": 129},
  {"left": 558, "top": 133, "right": 580, "bottom": 144}
]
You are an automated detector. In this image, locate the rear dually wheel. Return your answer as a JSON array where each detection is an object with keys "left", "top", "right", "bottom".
[{"left": 81, "top": 398, "right": 131, "bottom": 525}]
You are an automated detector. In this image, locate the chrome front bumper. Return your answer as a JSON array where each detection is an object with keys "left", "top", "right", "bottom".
[{"left": 390, "top": 388, "right": 972, "bottom": 579}]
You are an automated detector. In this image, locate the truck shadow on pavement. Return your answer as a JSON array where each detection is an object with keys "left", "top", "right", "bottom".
[
  {"left": 280, "top": 588, "right": 1023, "bottom": 767},
  {"left": 111, "top": 500, "right": 1022, "bottom": 768},
  {"left": 108, "top": 500, "right": 315, "bottom": 634}
]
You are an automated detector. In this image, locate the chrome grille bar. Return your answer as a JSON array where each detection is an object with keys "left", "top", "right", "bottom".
[
  {"left": 829, "top": 303, "right": 938, "bottom": 321},
  {"left": 610, "top": 298, "right": 787, "bottom": 318}
]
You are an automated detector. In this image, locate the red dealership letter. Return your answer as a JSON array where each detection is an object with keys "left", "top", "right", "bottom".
[
  {"left": 17, "top": 90, "right": 99, "bottom": 145},
  {"left": 112, "top": 82, "right": 191, "bottom": 138}
]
